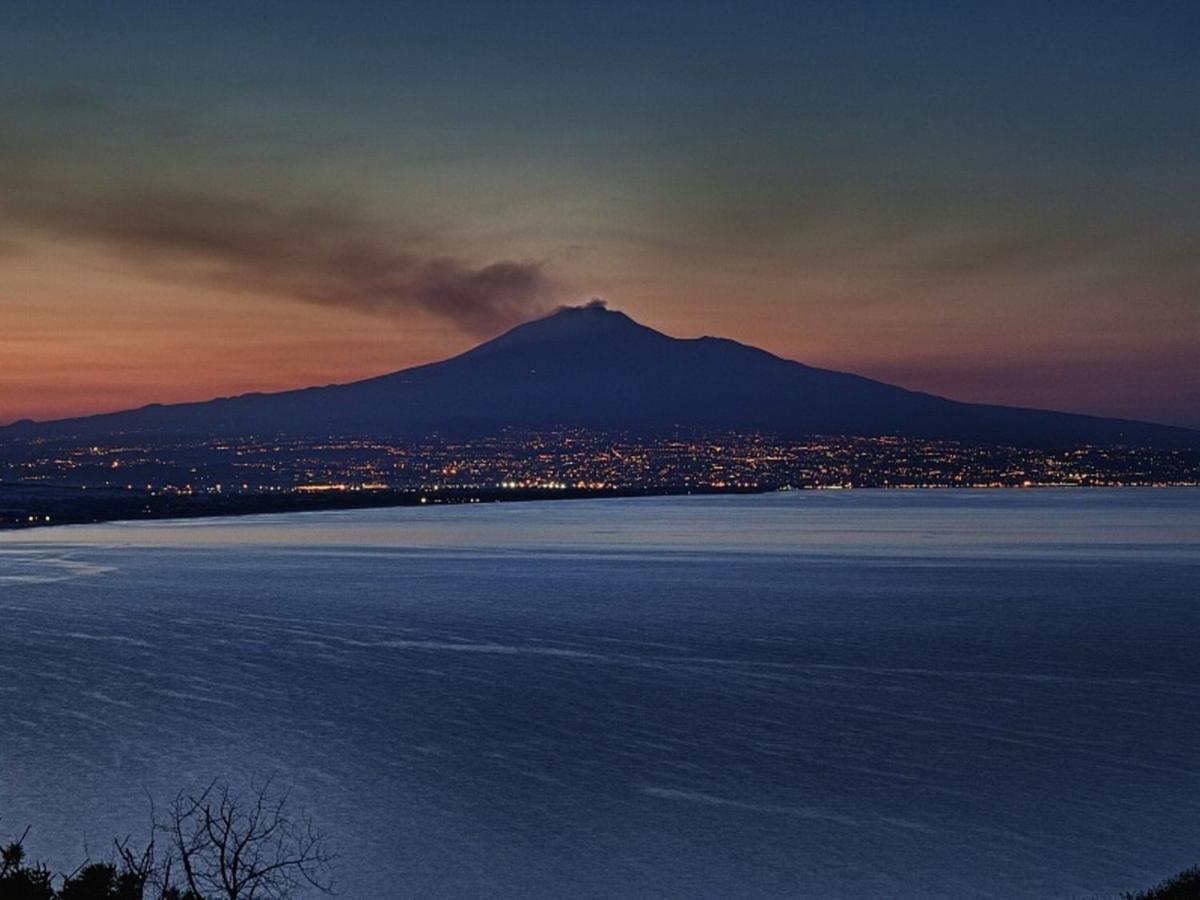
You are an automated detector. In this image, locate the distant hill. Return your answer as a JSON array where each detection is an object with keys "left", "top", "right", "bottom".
[{"left": 4, "top": 303, "right": 1196, "bottom": 448}]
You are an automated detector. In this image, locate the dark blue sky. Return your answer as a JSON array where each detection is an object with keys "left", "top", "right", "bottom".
[{"left": 2, "top": 1, "right": 1198, "bottom": 426}]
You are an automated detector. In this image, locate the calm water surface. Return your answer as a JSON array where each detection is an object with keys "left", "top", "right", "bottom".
[{"left": 1, "top": 489, "right": 1198, "bottom": 898}]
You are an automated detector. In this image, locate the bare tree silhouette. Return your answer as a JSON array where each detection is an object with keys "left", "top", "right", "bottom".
[
  {"left": 160, "top": 779, "right": 333, "bottom": 900},
  {"left": 2, "top": 780, "right": 333, "bottom": 900}
]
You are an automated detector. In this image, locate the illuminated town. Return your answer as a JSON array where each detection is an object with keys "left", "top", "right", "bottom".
[{"left": 2, "top": 429, "right": 1196, "bottom": 527}]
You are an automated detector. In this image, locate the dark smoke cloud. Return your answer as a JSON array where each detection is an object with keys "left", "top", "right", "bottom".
[
  {"left": 1, "top": 86, "right": 557, "bottom": 335},
  {"left": 8, "top": 187, "right": 556, "bottom": 336}
]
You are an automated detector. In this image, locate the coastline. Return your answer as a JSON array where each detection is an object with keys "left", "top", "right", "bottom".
[
  {"left": 0, "top": 483, "right": 767, "bottom": 533},
  {"left": 2, "top": 480, "right": 1196, "bottom": 534}
]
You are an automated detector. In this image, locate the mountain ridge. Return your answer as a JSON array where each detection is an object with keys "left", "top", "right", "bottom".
[{"left": 4, "top": 304, "right": 1196, "bottom": 448}]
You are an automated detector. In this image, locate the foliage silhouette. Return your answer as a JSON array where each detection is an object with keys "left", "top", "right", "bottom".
[
  {"left": 1, "top": 780, "right": 331, "bottom": 900},
  {"left": 1121, "top": 866, "right": 1200, "bottom": 900}
]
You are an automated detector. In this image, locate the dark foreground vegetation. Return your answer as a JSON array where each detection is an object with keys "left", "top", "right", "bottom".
[
  {"left": 3, "top": 777, "right": 1195, "bottom": 898},
  {"left": 1122, "top": 866, "right": 1200, "bottom": 900},
  {"left": 1, "top": 781, "right": 331, "bottom": 900}
]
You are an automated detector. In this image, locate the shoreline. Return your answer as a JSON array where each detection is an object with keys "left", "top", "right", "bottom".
[
  {"left": 2, "top": 481, "right": 1196, "bottom": 534},
  {"left": 0, "top": 483, "right": 766, "bottom": 533}
]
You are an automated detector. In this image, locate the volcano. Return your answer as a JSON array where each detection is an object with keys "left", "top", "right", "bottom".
[{"left": 4, "top": 303, "right": 1195, "bottom": 447}]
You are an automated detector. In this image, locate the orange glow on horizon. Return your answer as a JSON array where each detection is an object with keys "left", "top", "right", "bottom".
[{"left": 3, "top": 239, "right": 1199, "bottom": 430}]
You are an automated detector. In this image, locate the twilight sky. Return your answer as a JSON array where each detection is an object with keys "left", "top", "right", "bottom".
[{"left": 2, "top": 1, "right": 1198, "bottom": 428}]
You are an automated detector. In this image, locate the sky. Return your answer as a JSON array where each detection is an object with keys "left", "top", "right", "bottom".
[{"left": 2, "top": 1, "right": 1198, "bottom": 428}]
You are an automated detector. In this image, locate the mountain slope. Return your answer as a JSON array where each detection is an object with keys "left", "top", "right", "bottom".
[{"left": 4, "top": 304, "right": 1196, "bottom": 447}]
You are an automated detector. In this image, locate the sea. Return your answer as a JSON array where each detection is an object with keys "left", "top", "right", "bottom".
[{"left": 1, "top": 488, "right": 1198, "bottom": 898}]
